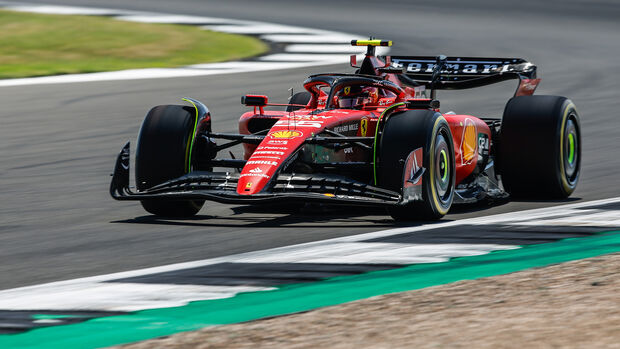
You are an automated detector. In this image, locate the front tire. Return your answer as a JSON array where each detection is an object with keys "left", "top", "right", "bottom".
[
  {"left": 378, "top": 110, "right": 456, "bottom": 220},
  {"left": 135, "top": 105, "right": 204, "bottom": 217},
  {"left": 499, "top": 96, "right": 581, "bottom": 198}
]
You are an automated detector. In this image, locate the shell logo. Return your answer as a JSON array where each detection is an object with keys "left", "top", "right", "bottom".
[
  {"left": 269, "top": 130, "right": 303, "bottom": 139},
  {"left": 461, "top": 119, "right": 477, "bottom": 164}
]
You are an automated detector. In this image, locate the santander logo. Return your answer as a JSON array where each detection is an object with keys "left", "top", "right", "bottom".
[{"left": 249, "top": 167, "right": 263, "bottom": 173}]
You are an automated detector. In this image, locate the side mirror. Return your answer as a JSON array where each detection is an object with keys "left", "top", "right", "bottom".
[
  {"left": 242, "top": 95, "right": 268, "bottom": 115},
  {"left": 241, "top": 95, "right": 268, "bottom": 106}
]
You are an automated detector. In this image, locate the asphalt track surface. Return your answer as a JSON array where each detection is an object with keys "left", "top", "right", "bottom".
[{"left": 1, "top": 0, "right": 619, "bottom": 290}]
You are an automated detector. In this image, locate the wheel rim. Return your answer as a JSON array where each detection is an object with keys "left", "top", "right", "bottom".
[
  {"left": 434, "top": 133, "right": 451, "bottom": 201},
  {"left": 563, "top": 116, "right": 579, "bottom": 183}
]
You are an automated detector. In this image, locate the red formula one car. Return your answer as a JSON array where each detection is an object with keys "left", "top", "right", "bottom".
[{"left": 110, "top": 40, "right": 581, "bottom": 220}]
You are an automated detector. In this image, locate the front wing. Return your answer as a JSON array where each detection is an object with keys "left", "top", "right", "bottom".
[{"left": 109, "top": 143, "right": 402, "bottom": 207}]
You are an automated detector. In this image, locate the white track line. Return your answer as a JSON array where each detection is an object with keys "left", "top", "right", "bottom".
[
  {"left": 259, "top": 53, "right": 350, "bottom": 62},
  {"left": 286, "top": 44, "right": 376, "bottom": 53},
  {"left": 3, "top": 4, "right": 121, "bottom": 15},
  {"left": 0, "top": 284, "right": 274, "bottom": 312},
  {"left": 261, "top": 34, "right": 353, "bottom": 43},
  {"left": 0, "top": 197, "right": 617, "bottom": 312},
  {"left": 0, "top": 2, "right": 370, "bottom": 87},
  {"left": 231, "top": 242, "right": 517, "bottom": 265},
  {"left": 204, "top": 24, "right": 321, "bottom": 35},
  {"left": 115, "top": 14, "right": 237, "bottom": 25}
]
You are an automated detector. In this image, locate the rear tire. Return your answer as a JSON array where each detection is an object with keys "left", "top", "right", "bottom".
[
  {"left": 378, "top": 110, "right": 456, "bottom": 220},
  {"left": 286, "top": 92, "right": 311, "bottom": 112},
  {"left": 135, "top": 105, "right": 204, "bottom": 217},
  {"left": 499, "top": 95, "right": 581, "bottom": 198}
]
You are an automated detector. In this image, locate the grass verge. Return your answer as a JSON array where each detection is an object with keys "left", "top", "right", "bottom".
[{"left": 0, "top": 9, "right": 268, "bottom": 79}]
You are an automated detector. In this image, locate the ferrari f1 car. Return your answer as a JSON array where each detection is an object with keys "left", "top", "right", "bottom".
[{"left": 110, "top": 40, "right": 581, "bottom": 220}]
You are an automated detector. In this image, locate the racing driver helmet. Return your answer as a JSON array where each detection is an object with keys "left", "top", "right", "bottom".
[
  {"left": 337, "top": 85, "right": 378, "bottom": 108},
  {"left": 337, "top": 85, "right": 365, "bottom": 108}
]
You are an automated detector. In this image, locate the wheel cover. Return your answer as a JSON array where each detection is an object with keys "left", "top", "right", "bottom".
[
  {"left": 434, "top": 134, "right": 451, "bottom": 201},
  {"left": 563, "top": 116, "right": 579, "bottom": 183}
]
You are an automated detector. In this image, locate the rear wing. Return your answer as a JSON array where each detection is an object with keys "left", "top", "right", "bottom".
[{"left": 390, "top": 56, "right": 540, "bottom": 96}]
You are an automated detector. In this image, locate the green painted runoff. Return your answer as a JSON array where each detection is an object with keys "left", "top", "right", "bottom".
[{"left": 1, "top": 231, "right": 619, "bottom": 349}]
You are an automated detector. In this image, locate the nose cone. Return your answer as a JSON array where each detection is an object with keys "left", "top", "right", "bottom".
[
  {"left": 237, "top": 162, "right": 277, "bottom": 195},
  {"left": 236, "top": 129, "right": 307, "bottom": 195}
]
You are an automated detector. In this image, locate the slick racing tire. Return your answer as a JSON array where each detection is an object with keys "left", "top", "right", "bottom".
[
  {"left": 499, "top": 95, "right": 581, "bottom": 198},
  {"left": 135, "top": 105, "right": 204, "bottom": 217},
  {"left": 286, "top": 91, "right": 311, "bottom": 112},
  {"left": 378, "top": 110, "right": 455, "bottom": 221}
]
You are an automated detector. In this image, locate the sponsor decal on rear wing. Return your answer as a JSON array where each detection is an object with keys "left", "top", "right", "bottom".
[{"left": 390, "top": 56, "right": 539, "bottom": 95}]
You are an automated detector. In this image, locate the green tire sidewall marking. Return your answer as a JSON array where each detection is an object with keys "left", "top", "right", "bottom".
[
  {"left": 568, "top": 133, "right": 575, "bottom": 164},
  {"left": 2, "top": 231, "right": 619, "bottom": 349},
  {"left": 558, "top": 101, "right": 576, "bottom": 192},
  {"left": 440, "top": 148, "right": 448, "bottom": 181}
]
